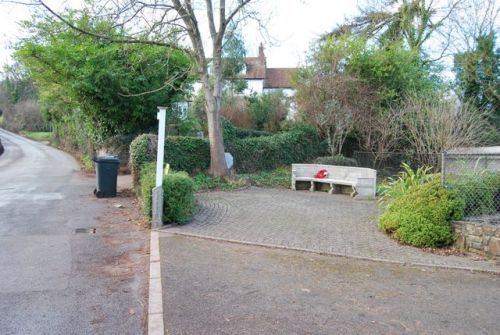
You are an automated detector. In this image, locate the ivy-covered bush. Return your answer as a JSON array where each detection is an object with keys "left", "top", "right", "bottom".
[
  {"left": 130, "top": 134, "right": 158, "bottom": 185},
  {"left": 314, "top": 155, "right": 358, "bottom": 167},
  {"left": 165, "top": 136, "right": 210, "bottom": 173},
  {"left": 138, "top": 163, "right": 195, "bottom": 224},
  {"left": 130, "top": 124, "right": 325, "bottom": 180},
  {"left": 379, "top": 179, "right": 464, "bottom": 248},
  {"left": 226, "top": 124, "right": 326, "bottom": 173},
  {"left": 222, "top": 118, "right": 271, "bottom": 143},
  {"left": 130, "top": 134, "right": 210, "bottom": 185}
]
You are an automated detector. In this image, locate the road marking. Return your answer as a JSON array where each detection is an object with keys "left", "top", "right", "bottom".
[{"left": 148, "top": 230, "right": 165, "bottom": 335}]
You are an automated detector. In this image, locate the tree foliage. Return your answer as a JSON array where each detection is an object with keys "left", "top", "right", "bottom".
[
  {"left": 15, "top": 13, "right": 193, "bottom": 147},
  {"left": 295, "top": 34, "right": 437, "bottom": 155},
  {"left": 454, "top": 33, "right": 499, "bottom": 128}
]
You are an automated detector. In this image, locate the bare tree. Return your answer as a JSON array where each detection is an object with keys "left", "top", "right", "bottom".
[
  {"left": 401, "top": 94, "right": 491, "bottom": 166},
  {"left": 11, "top": 0, "right": 263, "bottom": 177},
  {"left": 449, "top": 0, "right": 499, "bottom": 52},
  {"left": 295, "top": 72, "right": 376, "bottom": 156}
]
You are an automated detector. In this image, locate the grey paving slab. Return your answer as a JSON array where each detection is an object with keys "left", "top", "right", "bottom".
[{"left": 164, "top": 187, "right": 499, "bottom": 273}]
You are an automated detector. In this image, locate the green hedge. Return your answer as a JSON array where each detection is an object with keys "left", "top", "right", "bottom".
[
  {"left": 314, "top": 155, "right": 358, "bottom": 167},
  {"left": 130, "top": 134, "right": 209, "bottom": 185},
  {"left": 226, "top": 125, "right": 326, "bottom": 173},
  {"left": 130, "top": 124, "right": 325, "bottom": 181},
  {"left": 222, "top": 118, "right": 272, "bottom": 142},
  {"left": 379, "top": 179, "right": 464, "bottom": 248},
  {"left": 139, "top": 163, "right": 195, "bottom": 224}
]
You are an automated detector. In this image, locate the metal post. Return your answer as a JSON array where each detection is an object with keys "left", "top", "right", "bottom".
[
  {"left": 441, "top": 151, "right": 446, "bottom": 187},
  {"left": 152, "top": 107, "right": 167, "bottom": 228}
]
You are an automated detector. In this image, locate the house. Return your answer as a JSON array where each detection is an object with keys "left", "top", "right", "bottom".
[{"left": 242, "top": 43, "right": 296, "bottom": 97}]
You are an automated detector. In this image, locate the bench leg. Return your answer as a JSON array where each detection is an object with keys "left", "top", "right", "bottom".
[
  {"left": 291, "top": 179, "right": 296, "bottom": 190},
  {"left": 350, "top": 186, "right": 358, "bottom": 198},
  {"left": 328, "top": 183, "right": 334, "bottom": 195},
  {"left": 309, "top": 181, "right": 315, "bottom": 192}
]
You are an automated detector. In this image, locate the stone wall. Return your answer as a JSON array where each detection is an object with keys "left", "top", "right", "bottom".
[{"left": 452, "top": 221, "right": 500, "bottom": 257}]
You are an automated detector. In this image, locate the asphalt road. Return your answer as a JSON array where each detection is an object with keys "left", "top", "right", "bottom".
[
  {"left": 0, "top": 129, "right": 149, "bottom": 335},
  {"left": 161, "top": 234, "right": 500, "bottom": 335}
]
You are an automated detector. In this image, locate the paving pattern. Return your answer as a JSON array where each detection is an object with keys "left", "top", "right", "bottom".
[{"left": 164, "top": 187, "right": 500, "bottom": 273}]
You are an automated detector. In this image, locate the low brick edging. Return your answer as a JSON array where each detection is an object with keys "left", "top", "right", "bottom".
[{"left": 452, "top": 221, "right": 500, "bottom": 257}]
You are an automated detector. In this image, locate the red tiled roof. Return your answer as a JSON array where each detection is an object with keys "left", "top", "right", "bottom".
[
  {"left": 243, "top": 57, "right": 266, "bottom": 79},
  {"left": 264, "top": 68, "right": 295, "bottom": 88}
]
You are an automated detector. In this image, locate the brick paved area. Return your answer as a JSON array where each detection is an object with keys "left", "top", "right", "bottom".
[{"left": 164, "top": 187, "right": 499, "bottom": 273}]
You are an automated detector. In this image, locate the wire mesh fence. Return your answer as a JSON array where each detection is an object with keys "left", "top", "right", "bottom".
[
  {"left": 442, "top": 152, "right": 500, "bottom": 224},
  {"left": 353, "top": 151, "right": 441, "bottom": 178}
]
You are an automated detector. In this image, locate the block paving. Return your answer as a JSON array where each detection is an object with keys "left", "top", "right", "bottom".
[{"left": 164, "top": 187, "right": 499, "bottom": 273}]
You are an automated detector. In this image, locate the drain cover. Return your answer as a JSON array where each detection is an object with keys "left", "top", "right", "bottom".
[{"left": 75, "top": 228, "right": 96, "bottom": 234}]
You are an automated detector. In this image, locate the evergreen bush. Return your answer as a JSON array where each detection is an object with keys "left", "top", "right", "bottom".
[
  {"left": 378, "top": 179, "right": 464, "bottom": 248},
  {"left": 138, "top": 163, "right": 195, "bottom": 224},
  {"left": 313, "top": 155, "right": 358, "bottom": 166}
]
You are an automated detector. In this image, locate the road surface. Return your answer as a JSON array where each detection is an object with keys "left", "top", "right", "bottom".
[{"left": 0, "top": 129, "right": 149, "bottom": 335}]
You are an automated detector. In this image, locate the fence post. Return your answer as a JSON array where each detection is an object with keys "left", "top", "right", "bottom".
[
  {"left": 441, "top": 151, "right": 446, "bottom": 187},
  {"left": 152, "top": 106, "right": 167, "bottom": 228}
]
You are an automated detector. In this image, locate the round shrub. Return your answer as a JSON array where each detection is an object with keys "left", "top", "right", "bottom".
[
  {"left": 379, "top": 179, "right": 464, "bottom": 248},
  {"left": 138, "top": 163, "right": 195, "bottom": 224},
  {"left": 314, "top": 155, "right": 358, "bottom": 167},
  {"left": 163, "top": 171, "right": 195, "bottom": 224}
]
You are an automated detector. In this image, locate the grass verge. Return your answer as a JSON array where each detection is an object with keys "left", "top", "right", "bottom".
[{"left": 20, "top": 131, "right": 52, "bottom": 142}]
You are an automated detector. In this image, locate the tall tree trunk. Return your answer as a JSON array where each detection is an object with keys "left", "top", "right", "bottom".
[{"left": 201, "top": 59, "right": 229, "bottom": 177}]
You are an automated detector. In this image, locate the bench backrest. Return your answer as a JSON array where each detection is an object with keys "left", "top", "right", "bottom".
[{"left": 292, "top": 164, "right": 376, "bottom": 180}]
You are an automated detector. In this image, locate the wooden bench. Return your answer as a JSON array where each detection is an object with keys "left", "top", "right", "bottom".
[{"left": 291, "top": 164, "right": 377, "bottom": 199}]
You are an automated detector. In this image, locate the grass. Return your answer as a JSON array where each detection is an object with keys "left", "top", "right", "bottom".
[
  {"left": 20, "top": 131, "right": 53, "bottom": 142},
  {"left": 193, "top": 173, "right": 246, "bottom": 192},
  {"left": 241, "top": 166, "right": 291, "bottom": 188},
  {"left": 193, "top": 166, "right": 292, "bottom": 192}
]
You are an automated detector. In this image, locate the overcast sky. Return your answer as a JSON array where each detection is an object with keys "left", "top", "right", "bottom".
[{"left": 0, "top": 0, "right": 360, "bottom": 68}]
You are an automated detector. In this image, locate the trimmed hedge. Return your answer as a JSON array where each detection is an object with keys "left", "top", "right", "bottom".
[
  {"left": 226, "top": 125, "right": 326, "bottom": 173},
  {"left": 222, "top": 119, "right": 272, "bottom": 142},
  {"left": 314, "top": 155, "right": 358, "bottom": 167},
  {"left": 379, "top": 179, "right": 464, "bottom": 248},
  {"left": 130, "top": 134, "right": 209, "bottom": 185},
  {"left": 139, "top": 162, "right": 195, "bottom": 224},
  {"left": 130, "top": 124, "right": 326, "bottom": 181}
]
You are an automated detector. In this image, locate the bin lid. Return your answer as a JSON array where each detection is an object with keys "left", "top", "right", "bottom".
[{"left": 93, "top": 155, "right": 120, "bottom": 163}]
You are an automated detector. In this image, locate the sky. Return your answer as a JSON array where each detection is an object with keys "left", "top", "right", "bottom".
[{"left": 0, "top": 0, "right": 360, "bottom": 68}]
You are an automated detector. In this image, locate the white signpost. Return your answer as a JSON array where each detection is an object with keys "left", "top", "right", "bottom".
[{"left": 152, "top": 107, "right": 166, "bottom": 228}]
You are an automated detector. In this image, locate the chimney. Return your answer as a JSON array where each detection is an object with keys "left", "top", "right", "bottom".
[{"left": 258, "top": 43, "right": 266, "bottom": 65}]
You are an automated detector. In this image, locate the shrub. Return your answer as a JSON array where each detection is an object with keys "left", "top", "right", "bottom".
[
  {"left": 130, "top": 133, "right": 210, "bottom": 185},
  {"left": 226, "top": 124, "right": 326, "bottom": 173},
  {"left": 222, "top": 118, "right": 271, "bottom": 143},
  {"left": 139, "top": 162, "right": 156, "bottom": 218},
  {"left": 379, "top": 179, "right": 464, "bottom": 248},
  {"left": 378, "top": 163, "right": 434, "bottom": 206},
  {"left": 138, "top": 163, "right": 196, "bottom": 224},
  {"left": 130, "top": 134, "right": 158, "bottom": 185},
  {"left": 163, "top": 171, "right": 196, "bottom": 224},
  {"left": 449, "top": 172, "right": 500, "bottom": 216},
  {"left": 131, "top": 124, "right": 326, "bottom": 178},
  {"left": 314, "top": 155, "right": 358, "bottom": 167},
  {"left": 165, "top": 136, "right": 210, "bottom": 173}
]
